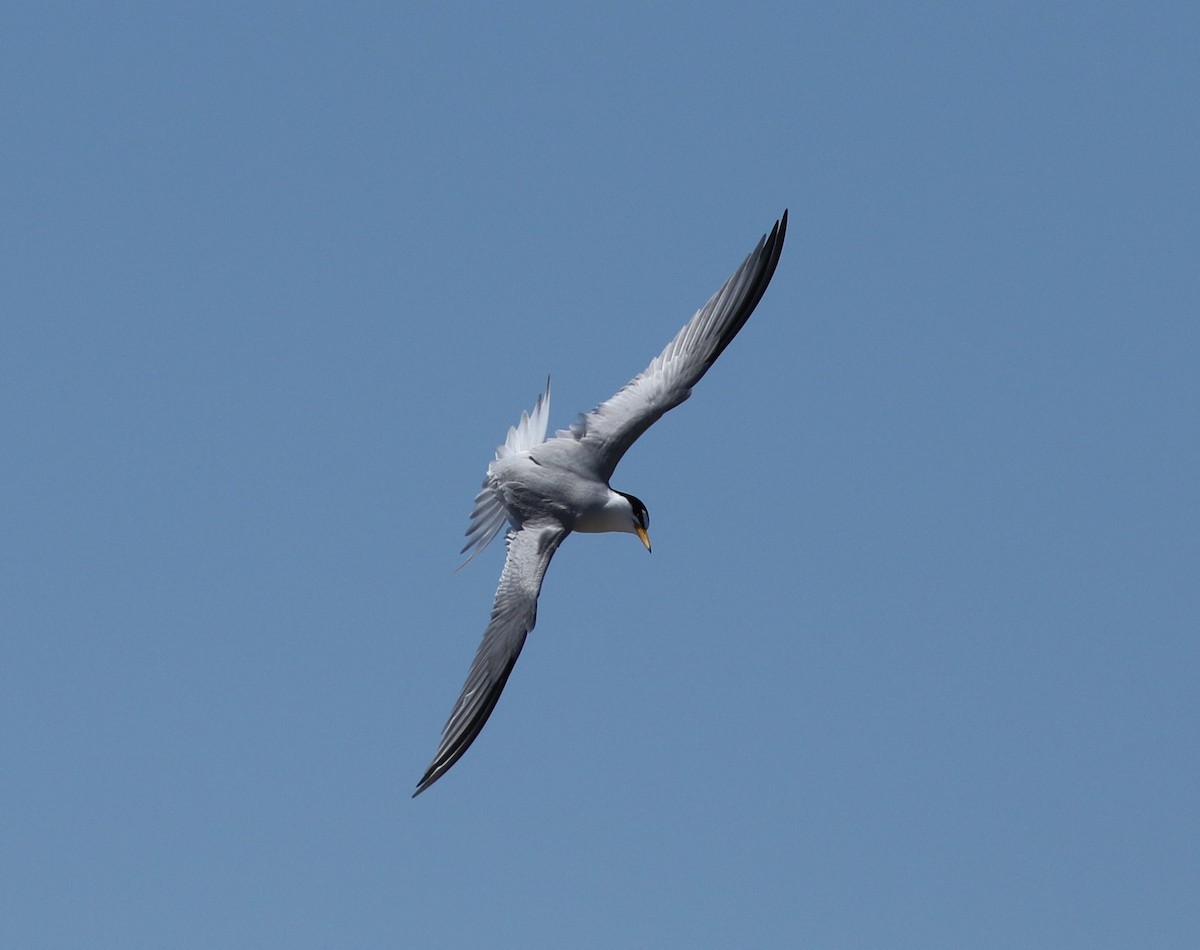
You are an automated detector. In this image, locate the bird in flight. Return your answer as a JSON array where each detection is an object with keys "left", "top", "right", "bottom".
[{"left": 414, "top": 211, "right": 788, "bottom": 796}]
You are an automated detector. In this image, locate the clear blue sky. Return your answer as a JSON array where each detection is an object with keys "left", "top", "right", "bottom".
[{"left": 3, "top": 2, "right": 1197, "bottom": 947}]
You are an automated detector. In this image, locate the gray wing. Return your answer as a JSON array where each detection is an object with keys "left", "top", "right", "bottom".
[
  {"left": 555, "top": 211, "right": 787, "bottom": 481},
  {"left": 414, "top": 521, "right": 569, "bottom": 796}
]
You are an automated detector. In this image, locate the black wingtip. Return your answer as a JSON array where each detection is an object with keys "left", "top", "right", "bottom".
[
  {"left": 772, "top": 209, "right": 788, "bottom": 253},
  {"left": 411, "top": 758, "right": 446, "bottom": 798},
  {"left": 412, "top": 752, "right": 452, "bottom": 797},
  {"left": 412, "top": 767, "right": 434, "bottom": 797},
  {"left": 698, "top": 208, "right": 788, "bottom": 373},
  {"left": 410, "top": 648, "right": 524, "bottom": 798}
]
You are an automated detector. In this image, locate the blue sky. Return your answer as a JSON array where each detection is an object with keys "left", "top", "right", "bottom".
[{"left": 3, "top": 2, "right": 1197, "bottom": 947}]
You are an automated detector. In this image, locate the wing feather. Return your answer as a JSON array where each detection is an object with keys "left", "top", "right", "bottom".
[
  {"left": 557, "top": 211, "right": 787, "bottom": 480},
  {"left": 458, "top": 379, "right": 552, "bottom": 568},
  {"left": 415, "top": 521, "right": 568, "bottom": 796}
]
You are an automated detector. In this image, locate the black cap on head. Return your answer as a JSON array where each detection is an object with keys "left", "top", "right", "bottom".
[{"left": 617, "top": 491, "right": 649, "bottom": 529}]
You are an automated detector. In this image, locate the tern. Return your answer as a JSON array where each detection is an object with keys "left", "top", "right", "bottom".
[{"left": 414, "top": 211, "right": 787, "bottom": 796}]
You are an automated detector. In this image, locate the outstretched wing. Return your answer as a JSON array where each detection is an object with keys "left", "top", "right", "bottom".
[
  {"left": 555, "top": 211, "right": 787, "bottom": 481},
  {"left": 414, "top": 521, "right": 569, "bottom": 796}
]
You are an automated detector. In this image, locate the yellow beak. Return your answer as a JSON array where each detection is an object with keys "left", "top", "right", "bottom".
[{"left": 635, "top": 525, "right": 652, "bottom": 552}]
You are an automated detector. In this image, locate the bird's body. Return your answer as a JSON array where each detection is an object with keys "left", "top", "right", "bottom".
[
  {"left": 414, "top": 212, "right": 788, "bottom": 796},
  {"left": 490, "top": 449, "right": 624, "bottom": 533}
]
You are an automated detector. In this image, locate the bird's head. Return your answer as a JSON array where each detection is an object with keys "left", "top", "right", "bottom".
[{"left": 618, "top": 492, "right": 652, "bottom": 552}]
